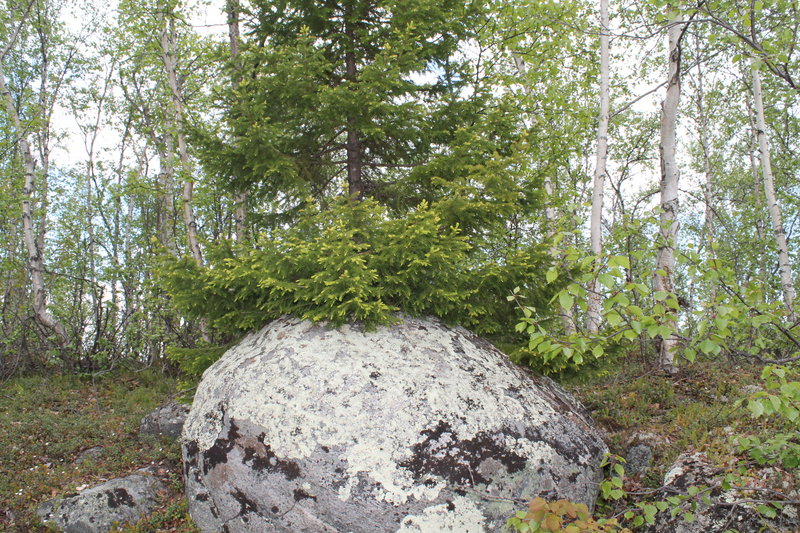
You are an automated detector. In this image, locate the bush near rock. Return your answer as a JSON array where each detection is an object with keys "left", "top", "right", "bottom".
[
  {"left": 36, "top": 472, "right": 165, "bottom": 533},
  {"left": 182, "top": 316, "right": 608, "bottom": 532}
]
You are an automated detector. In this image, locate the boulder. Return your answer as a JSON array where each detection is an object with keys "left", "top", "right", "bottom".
[
  {"left": 182, "top": 316, "right": 608, "bottom": 532},
  {"left": 36, "top": 472, "right": 164, "bottom": 532},
  {"left": 140, "top": 399, "right": 190, "bottom": 439}
]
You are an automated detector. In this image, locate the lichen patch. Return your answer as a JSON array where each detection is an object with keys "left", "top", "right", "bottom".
[{"left": 395, "top": 496, "right": 487, "bottom": 532}]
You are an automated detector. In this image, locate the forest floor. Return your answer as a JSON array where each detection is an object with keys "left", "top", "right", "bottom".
[{"left": 0, "top": 357, "right": 795, "bottom": 532}]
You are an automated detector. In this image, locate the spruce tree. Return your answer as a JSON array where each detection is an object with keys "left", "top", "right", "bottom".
[{"left": 205, "top": 0, "right": 535, "bottom": 230}]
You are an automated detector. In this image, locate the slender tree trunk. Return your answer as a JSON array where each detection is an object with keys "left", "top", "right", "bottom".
[
  {"left": 159, "top": 13, "right": 203, "bottom": 266},
  {"left": 159, "top": 10, "right": 210, "bottom": 342},
  {"left": 513, "top": 54, "right": 576, "bottom": 334},
  {"left": 587, "top": 0, "right": 610, "bottom": 334},
  {"left": 693, "top": 39, "right": 714, "bottom": 256},
  {"left": 746, "top": 102, "right": 766, "bottom": 246},
  {"left": 751, "top": 62, "right": 795, "bottom": 312},
  {"left": 0, "top": 64, "right": 68, "bottom": 347},
  {"left": 158, "top": 135, "right": 178, "bottom": 253},
  {"left": 226, "top": 0, "right": 248, "bottom": 241},
  {"left": 654, "top": 14, "right": 682, "bottom": 375},
  {"left": 344, "top": 11, "right": 365, "bottom": 200}
]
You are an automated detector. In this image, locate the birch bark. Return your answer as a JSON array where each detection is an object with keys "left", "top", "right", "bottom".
[
  {"left": 751, "top": 61, "right": 795, "bottom": 312},
  {"left": 587, "top": 0, "right": 610, "bottom": 334},
  {"left": 0, "top": 60, "right": 68, "bottom": 347},
  {"left": 0, "top": 8, "right": 68, "bottom": 347},
  {"left": 159, "top": 12, "right": 203, "bottom": 266},
  {"left": 654, "top": 14, "right": 683, "bottom": 375}
]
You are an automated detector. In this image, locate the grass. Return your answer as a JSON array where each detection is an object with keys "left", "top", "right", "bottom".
[
  {"left": 0, "top": 358, "right": 796, "bottom": 532},
  {"left": 0, "top": 370, "right": 198, "bottom": 532}
]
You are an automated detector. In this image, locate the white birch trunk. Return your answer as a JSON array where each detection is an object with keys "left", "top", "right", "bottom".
[
  {"left": 693, "top": 39, "right": 714, "bottom": 255},
  {"left": 752, "top": 62, "right": 795, "bottom": 312},
  {"left": 0, "top": 63, "right": 68, "bottom": 346},
  {"left": 159, "top": 11, "right": 210, "bottom": 342},
  {"left": 746, "top": 102, "right": 766, "bottom": 246},
  {"left": 654, "top": 15, "right": 682, "bottom": 375},
  {"left": 159, "top": 14, "right": 203, "bottom": 266},
  {"left": 587, "top": 0, "right": 610, "bottom": 334}
]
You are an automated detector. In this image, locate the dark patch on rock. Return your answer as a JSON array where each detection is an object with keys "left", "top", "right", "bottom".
[
  {"left": 240, "top": 442, "right": 301, "bottom": 480},
  {"left": 196, "top": 493, "right": 209, "bottom": 502},
  {"left": 271, "top": 506, "right": 279, "bottom": 513},
  {"left": 321, "top": 445, "right": 330, "bottom": 453},
  {"left": 242, "top": 446, "right": 271, "bottom": 472},
  {"left": 446, "top": 500, "right": 455, "bottom": 511},
  {"left": 184, "top": 440, "right": 200, "bottom": 480},
  {"left": 369, "top": 371, "right": 381, "bottom": 379},
  {"left": 106, "top": 488, "right": 135, "bottom": 508},
  {"left": 293, "top": 488, "right": 317, "bottom": 502},
  {"left": 230, "top": 488, "right": 259, "bottom": 516},
  {"left": 203, "top": 420, "right": 240, "bottom": 474},
  {"left": 400, "top": 421, "right": 527, "bottom": 485},
  {"left": 451, "top": 338, "right": 466, "bottom": 354}
]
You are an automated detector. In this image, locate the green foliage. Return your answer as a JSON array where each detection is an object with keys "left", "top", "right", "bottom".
[
  {"left": 205, "top": 0, "right": 523, "bottom": 209},
  {"left": 166, "top": 344, "right": 235, "bottom": 379},
  {"left": 511, "top": 449, "right": 790, "bottom": 533},
  {"left": 737, "top": 365, "right": 800, "bottom": 468},
  {"left": 511, "top": 223, "right": 800, "bottom": 376},
  {"left": 158, "top": 198, "right": 554, "bottom": 339}
]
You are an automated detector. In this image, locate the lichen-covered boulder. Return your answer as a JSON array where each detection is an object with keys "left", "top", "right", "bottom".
[
  {"left": 182, "top": 316, "right": 607, "bottom": 532},
  {"left": 36, "top": 473, "right": 164, "bottom": 532}
]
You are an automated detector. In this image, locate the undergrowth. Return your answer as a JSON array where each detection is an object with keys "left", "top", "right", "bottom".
[{"left": 0, "top": 370, "right": 197, "bottom": 532}]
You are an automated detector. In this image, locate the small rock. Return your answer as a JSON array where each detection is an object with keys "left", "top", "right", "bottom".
[
  {"left": 741, "top": 384, "right": 761, "bottom": 395},
  {"left": 36, "top": 473, "right": 165, "bottom": 533},
  {"left": 139, "top": 400, "right": 189, "bottom": 439},
  {"left": 625, "top": 444, "right": 653, "bottom": 476},
  {"left": 75, "top": 447, "right": 104, "bottom": 464},
  {"left": 643, "top": 452, "right": 800, "bottom": 533}
]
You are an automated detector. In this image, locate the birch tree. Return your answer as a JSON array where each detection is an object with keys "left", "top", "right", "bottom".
[
  {"left": 158, "top": 4, "right": 203, "bottom": 266},
  {"left": 654, "top": 10, "right": 684, "bottom": 375},
  {"left": 0, "top": 0, "right": 70, "bottom": 347},
  {"left": 751, "top": 61, "right": 795, "bottom": 312},
  {"left": 587, "top": 0, "right": 610, "bottom": 334}
]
